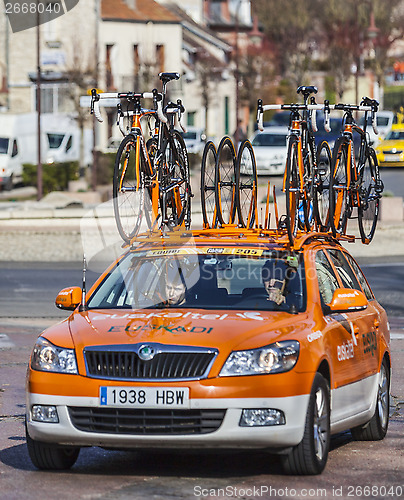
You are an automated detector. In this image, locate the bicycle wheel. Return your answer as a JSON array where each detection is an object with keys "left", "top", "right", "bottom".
[
  {"left": 215, "top": 136, "right": 237, "bottom": 226},
  {"left": 201, "top": 141, "right": 218, "bottom": 228},
  {"left": 113, "top": 134, "right": 147, "bottom": 242},
  {"left": 358, "top": 148, "right": 381, "bottom": 244},
  {"left": 329, "top": 137, "right": 350, "bottom": 237},
  {"left": 163, "top": 130, "right": 191, "bottom": 229},
  {"left": 284, "top": 136, "right": 300, "bottom": 245},
  {"left": 236, "top": 139, "right": 258, "bottom": 228},
  {"left": 315, "top": 140, "right": 332, "bottom": 231}
]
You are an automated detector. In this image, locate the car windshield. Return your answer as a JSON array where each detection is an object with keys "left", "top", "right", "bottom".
[
  {"left": 47, "top": 133, "right": 65, "bottom": 149},
  {"left": 383, "top": 130, "right": 404, "bottom": 141},
  {"left": 0, "top": 137, "right": 9, "bottom": 154},
  {"left": 252, "top": 133, "right": 287, "bottom": 147},
  {"left": 181, "top": 131, "right": 197, "bottom": 141},
  {"left": 87, "top": 250, "right": 306, "bottom": 313}
]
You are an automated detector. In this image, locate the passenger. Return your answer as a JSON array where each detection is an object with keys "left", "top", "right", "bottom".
[{"left": 261, "top": 260, "right": 288, "bottom": 305}]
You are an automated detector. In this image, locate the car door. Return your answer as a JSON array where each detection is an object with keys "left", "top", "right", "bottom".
[
  {"left": 325, "top": 248, "right": 380, "bottom": 417},
  {"left": 342, "top": 251, "right": 381, "bottom": 379},
  {"left": 314, "top": 250, "right": 362, "bottom": 388}
]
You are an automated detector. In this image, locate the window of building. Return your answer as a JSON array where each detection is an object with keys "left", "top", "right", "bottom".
[
  {"left": 156, "top": 45, "right": 165, "bottom": 74},
  {"left": 106, "top": 44, "right": 114, "bottom": 90},
  {"left": 187, "top": 111, "right": 196, "bottom": 127},
  {"left": 35, "top": 84, "right": 71, "bottom": 113}
]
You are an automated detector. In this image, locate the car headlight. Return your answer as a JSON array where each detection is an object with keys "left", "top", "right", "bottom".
[
  {"left": 220, "top": 340, "right": 299, "bottom": 377},
  {"left": 31, "top": 337, "right": 78, "bottom": 374}
]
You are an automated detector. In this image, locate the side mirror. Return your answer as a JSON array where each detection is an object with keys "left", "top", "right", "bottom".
[
  {"left": 328, "top": 288, "right": 367, "bottom": 313},
  {"left": 55, "top": 286, "right": 82, "bottom": 310}
]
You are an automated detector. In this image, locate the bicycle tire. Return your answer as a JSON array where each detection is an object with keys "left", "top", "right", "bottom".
[
  {"left": 200, "top": 141, "right": 218, "bottom": 228},
  {"left": 315, "top": 140, "right": 332, "bottom": 231},
  {"left": 113, "top": 134, "right": 148, "bottom": 242},
  {"left": 329, "top": 136, "right": 350, "bottom": 237},
  {"left": 236, "top": 139, "right": 258, "bottom": 228},
  {"left": 163, "top": 130, "right": 191, "bottom": 229},
  {"left": 215, "top": 136, "right": 237, "bottom": 226},
  {"left": 358, "top": 148, "right": 381, "bottom": 244},
  {"left": 300, "top": 130, "right": 316, "bottom": 232},
  {"left": 284, "top": 136, "right": 300, "bottom": 245}
]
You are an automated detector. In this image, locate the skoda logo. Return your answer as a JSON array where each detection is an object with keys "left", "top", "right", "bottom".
[{"left": 138, "top": 345, "right": 155, "bottom": 361}]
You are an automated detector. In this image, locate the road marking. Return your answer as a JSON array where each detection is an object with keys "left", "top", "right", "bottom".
[
  {"left": 391, "top": 333, "right": 404, "bottom": 340},
  {"left": 0, "top": 334, "right": 16, "bottom": 348}
]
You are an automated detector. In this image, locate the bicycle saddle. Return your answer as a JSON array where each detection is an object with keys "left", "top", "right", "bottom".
[
  {"left": 297, "top": 85, "right": 318, "bottom": 96},
  {"left": 159, "top": 72, "right": 180, "bottom": 83}
]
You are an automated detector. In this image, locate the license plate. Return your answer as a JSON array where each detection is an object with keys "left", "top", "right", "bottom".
[
  {"left": 384, "top": 154, "right": 400, "bottom": 162},
  {"left": 100, "top": 386, "right": 190, "bottom": 408}
]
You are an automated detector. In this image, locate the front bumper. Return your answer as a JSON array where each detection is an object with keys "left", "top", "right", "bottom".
[{"left": 26, "top": 392, "right": 309, "bottom": 450}]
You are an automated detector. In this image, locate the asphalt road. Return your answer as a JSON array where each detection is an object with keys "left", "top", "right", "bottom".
[{"left": 0, "top": 262, "right": 403, "bottom": 499}]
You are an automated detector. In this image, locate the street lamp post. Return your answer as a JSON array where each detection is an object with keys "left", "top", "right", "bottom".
[{"left": 36, "top": 4, "right": 42, "bottom": 200}]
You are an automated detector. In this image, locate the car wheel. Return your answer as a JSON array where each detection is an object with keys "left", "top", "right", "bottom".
[
  {"left": 351, "top": 358, "right": 390, "bottom": 441},
  {"left": 26, "top": 423, "right": 80, "bottom": 470},
  {"left": 282, "top": 373, "right": 330, "bottom": 475}
]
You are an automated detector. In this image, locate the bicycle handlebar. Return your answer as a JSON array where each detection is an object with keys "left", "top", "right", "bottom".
[{"left": 90, "top": 88, "right": 167, "bottom": 124}]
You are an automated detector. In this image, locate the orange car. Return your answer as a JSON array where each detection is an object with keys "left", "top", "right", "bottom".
[{"left": 25, "top": 228, "right": 391, "bottom": 475}]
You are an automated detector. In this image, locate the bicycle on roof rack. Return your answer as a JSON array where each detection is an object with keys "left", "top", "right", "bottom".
[
  {"left": 325, "top": 97, "right": 383, "bottom": 244},
  {"left": 257, "top": 85, "right": 332, "bottom": 246},
  {"left": 200, "top": 135, "right": 258, "bottom": 230},
  {"left": 90, "top": 72, "right": 192, "bottom": 243}
]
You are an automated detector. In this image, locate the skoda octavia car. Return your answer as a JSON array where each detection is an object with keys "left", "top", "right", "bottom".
[{"left": 26, "top": 229, "right": 391, "bottom": 475}]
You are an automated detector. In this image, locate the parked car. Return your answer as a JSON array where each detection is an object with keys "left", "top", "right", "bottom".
[
  {"left": 180, "top": 127, "right": 206, "bottom": 154},
  {"left": 25, "top": 229, "right": 391, "bottom": 475},
  {"left": 250, "top": 127, "right": 288, "bottom": 175},
  {"left": 375, "top": 124, "right": 404, "bottom": 167},
  {"left": 359, "top": 110, "right": 394, "bottom": 144}
]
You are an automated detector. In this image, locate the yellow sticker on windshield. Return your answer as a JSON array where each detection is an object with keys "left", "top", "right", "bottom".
[{"left": 144, "top": 247, "right": 263, "bottom": 257}]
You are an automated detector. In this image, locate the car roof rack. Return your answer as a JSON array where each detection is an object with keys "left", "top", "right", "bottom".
[{"left": 126, "top": 226, "right": 356, "bottom": 251}]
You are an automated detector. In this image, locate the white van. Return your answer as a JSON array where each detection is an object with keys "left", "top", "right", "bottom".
[
  {"left": 359, "top": 110, "right": 394, "bottom": 144},
  {"left": 0, "top": 113, "right": 93, "bottom": 190}
]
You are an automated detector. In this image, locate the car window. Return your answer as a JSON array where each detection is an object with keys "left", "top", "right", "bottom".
[
  {"left": 343, "top": 253, "right": 374, "bottom": 300},
  {"left": 315, "top": 250, "right": 339, "bottom": 305},
  {"left": 252, "top": 133, "right": 287, "bottom": 147},
  {"left": 384, "top": 130, "right": 404, "bottom": 141},
  {"left": 87, "top": 251, "right": 306, "bottom": 313},
  {"left": 327, "top": 249, "right": 361, "bottom": 291},
  {"left": 11, "top": 139, "right": 18, "bottom": 157},
  {"left": 0, "top": 138, "right": 10, "bottom": 154}
]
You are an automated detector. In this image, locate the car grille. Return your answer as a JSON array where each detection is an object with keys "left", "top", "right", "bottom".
[
  {"left": 68, "top": 407, "right": 226, "bottom": 435},
  {"left": 383, "top": 149, "right": 402, "bottom": 154},
  {"left": 84, "top": 344, "right": 217, "bottom": 381}
]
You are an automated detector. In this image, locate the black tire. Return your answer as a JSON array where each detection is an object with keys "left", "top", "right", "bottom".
[
  {"left": 215, "top": 136, "right": 237, "bottom": 226},
  {"left": 113, "top": 134, "right": 148, "bottom": 242},
  {"left": 301, "top": 133, "right": 316, "bottom": 232},
  {"left": 351, "top": 358, "right": 390, "bottom": 441},
  {"left": 358, "top": 148, "right": 381, "bottom": 244},
  {"left": 201, "top": 141, "right": 218, "bottom": 228},
  {"left": 284, "top": 136, "right": 300, "bottom": 245},
  {"left": 236, "top": 140, "right": 258, "bottom": 228},
  {"left": 282, "top": 373, "right": 330, "bottom": 475},
  {"left": 329, "top": 137, "right": 350, "bottom": 237},
  {"left": 315, "top": 141, "right": 332, "bottom": 231},
  {"left": 26, "top": 424, "right": 80, "bottom": 470},
  {"left": 163, "top": 131, "right": 191, "bottom": 229}
]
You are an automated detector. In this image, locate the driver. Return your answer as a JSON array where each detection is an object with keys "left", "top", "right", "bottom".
[{"left": 164, "top": 263, "right": 187, "bottom": 306}]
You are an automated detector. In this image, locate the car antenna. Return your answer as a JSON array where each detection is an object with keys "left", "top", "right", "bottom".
[{"left": 79, "top": 254, "right": 88, "bottom": 312}]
